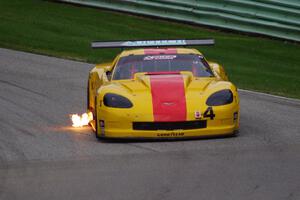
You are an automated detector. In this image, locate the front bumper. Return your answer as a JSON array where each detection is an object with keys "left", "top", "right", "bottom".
[
  {"left": 94, "top": 101, "right": 239, "bottom": 139},
  {"left": 94, "top": 119, "right": 238, "bottom": 139}
]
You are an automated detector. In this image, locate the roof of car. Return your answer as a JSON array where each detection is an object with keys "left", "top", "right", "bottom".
[{"left": 119, "top": 48, "right": 202, "bottom": 57}]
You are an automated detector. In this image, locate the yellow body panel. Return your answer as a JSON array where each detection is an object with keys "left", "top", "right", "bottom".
[{"left": 88, "top": 48, "right": 239, "bottom": 139}]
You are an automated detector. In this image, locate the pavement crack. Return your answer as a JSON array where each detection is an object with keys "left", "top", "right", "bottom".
[
  {"left": 128, "top": 143, "right": 160, "bottom": 153},
  {"left": 0, "top": 79, "right": 48, "bottom": 98},
  {"left": 0, "top": 117, "right": 35, "bottom": 137}
]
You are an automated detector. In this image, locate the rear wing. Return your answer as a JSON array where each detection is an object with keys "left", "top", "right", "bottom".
[{"left": 91, "top": 39, "right": 214, "bottom": 48}]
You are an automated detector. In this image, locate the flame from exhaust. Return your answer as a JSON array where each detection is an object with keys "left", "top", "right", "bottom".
[{"left": 71, "top": 112, "right": 93, "bottom": 127}]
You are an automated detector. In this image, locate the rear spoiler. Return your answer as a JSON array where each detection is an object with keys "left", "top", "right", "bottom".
[{"left": 91, "top": 39, "right": 214, "bottom": 48}]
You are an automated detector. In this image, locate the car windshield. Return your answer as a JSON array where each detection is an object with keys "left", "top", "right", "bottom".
[{"left": 112, "top": 54, "right": 214, "bottom": 80}]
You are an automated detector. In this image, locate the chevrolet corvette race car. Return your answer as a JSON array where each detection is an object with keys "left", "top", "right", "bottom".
[{"left": 87, "top": 39, "right": 239, "bottom": 139}]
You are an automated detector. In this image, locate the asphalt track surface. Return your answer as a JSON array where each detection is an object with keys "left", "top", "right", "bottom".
[{"left": 0, "top": 48, "right": 299, "bottom": 200}]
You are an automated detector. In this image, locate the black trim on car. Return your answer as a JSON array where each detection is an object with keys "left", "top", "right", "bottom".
[{"left": 133, "top": 120, "right": 207, "bottom": 130}]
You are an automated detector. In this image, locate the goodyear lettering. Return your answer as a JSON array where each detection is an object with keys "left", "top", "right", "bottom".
[{"left": 157, "top": 132, "right": 184, "bottom": 137}]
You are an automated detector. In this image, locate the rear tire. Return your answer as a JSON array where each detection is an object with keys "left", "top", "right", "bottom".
[{"left": 232, "top": 130, "right": 239, "bottom": 137}]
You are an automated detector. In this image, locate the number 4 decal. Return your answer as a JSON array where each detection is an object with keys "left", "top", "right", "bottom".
[{"left": 204, "top": 107, "right": 215, "bottom": 120}]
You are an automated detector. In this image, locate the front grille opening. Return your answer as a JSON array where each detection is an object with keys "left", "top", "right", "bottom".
[{"left": 133, "top": 120, "right": 207, "bottom": 130}]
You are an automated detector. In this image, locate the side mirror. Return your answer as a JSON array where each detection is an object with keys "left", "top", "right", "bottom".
[
  {"left": 104, "top": 65, "right": 113, "bottom": 72},
  {"left": 106, "top": 71, "right": 112, "bottom": 80},
  {"left": 96, "top": 62, "right": 113, "bottom": 71},
  {"left": 95, "top": 62, "right": 113, "bottom": 80},
  {"left": 209, "top": 62, "right": 228, "bottom": 81}
]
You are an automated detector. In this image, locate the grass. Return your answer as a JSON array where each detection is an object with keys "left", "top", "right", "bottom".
[{"left": 0, "top": 0, "right": 300, "bottom": 98}]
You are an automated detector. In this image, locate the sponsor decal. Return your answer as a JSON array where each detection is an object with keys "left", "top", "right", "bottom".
[
  {"left": 123, "top": 40, "right": 186, "bottom": 47},
  {"left": 194, "top": 111, "right": 201, "bottom": 119},
  {"left": 157, "top": 132, "right": 184, "bottom": 137},
  {"left": 144, "top": 55, "right": 177, "bottom": 61}
]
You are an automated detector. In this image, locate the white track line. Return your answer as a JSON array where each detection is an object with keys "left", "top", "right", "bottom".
[{"left": 238, "top": 89, "right": 300, "bottom": 103}]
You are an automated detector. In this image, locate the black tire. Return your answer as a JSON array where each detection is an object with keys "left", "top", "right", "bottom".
[
  {"left": 87, "top": 78, "right": 96, "bottom": 119},
  {"left": 87, "top": 79, "right": 90, "bottom": 111},
  {"left": 232, "top": 130, "right": 239, "bottom": 137},
  {"left": 94, "top": 97, "right": 101, "bottom": 140}
]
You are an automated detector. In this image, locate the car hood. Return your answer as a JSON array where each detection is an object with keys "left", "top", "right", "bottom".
[
  {"left": 111, "top": 73, "right": 216, "bottom": 93},
  {"left": 100, "top": 72, "right": 234, "bottom": 121}
]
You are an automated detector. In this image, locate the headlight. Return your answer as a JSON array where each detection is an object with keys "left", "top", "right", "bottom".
[
  {"left": 206, "top": 89, "right": 233, "bottom": 106},
  {"left": 103, "top": 93, "right": 133, "bottom": 108}
]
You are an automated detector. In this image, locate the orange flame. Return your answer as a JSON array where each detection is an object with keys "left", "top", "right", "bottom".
[{"left": 71, "top": 112, "right": 93, "bottom": 127}]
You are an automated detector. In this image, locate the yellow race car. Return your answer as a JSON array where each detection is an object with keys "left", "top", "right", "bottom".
[{"left": 87, "top": 39, "right": 239, "bottom": 139}]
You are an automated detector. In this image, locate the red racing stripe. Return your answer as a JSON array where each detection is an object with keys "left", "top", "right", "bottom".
[
  {"left": 150, "top": 74, "right": 186, "bottom": 122},
  {"left": 144, "top": 48, "right": 177, "bottom": 55}
]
